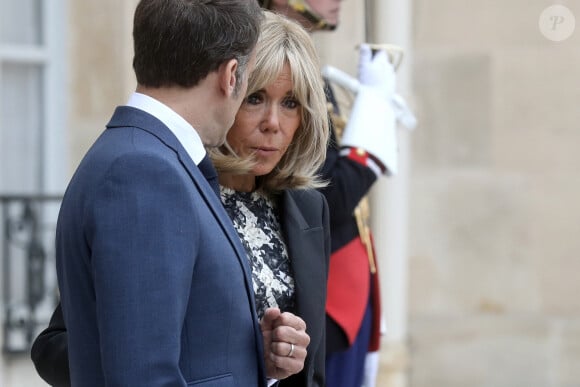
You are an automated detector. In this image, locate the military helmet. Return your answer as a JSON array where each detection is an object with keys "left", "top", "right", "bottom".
[{"left": 258, "top": 0, "right": 336, "bottom": 31}]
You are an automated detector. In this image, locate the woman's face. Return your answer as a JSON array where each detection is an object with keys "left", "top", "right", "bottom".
[{"left": 227, "top": 63, "right": 301, "bottom": 177}]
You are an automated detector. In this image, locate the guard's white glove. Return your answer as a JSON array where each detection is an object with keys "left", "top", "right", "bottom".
[
  {"left": 340, "top": 44, "right": 398, "bottom": 175},
  {"left": 358, "top": 44, "right": 396, "bottom": 97}
]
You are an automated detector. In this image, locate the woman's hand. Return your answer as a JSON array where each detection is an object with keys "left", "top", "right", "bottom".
[{"left": 260, "top": 308, "right": 311, "bottom": 380}]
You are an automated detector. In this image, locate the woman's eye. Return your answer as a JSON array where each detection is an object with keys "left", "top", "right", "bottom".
[
  {"left": 246, "top": 93, "right": 262, "bottom": 105},
  {"left": 282, "top": 97, "right": 300, "bottom": 109}
]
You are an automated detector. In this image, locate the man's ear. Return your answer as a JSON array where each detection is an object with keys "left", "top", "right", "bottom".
[{"left": 219, "top": 58, "right": 238, "bottom": 97}]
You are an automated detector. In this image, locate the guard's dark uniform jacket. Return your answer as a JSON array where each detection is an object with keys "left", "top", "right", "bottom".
[{"left": 319, "top": 83, "right": 382, "bottom": 354}]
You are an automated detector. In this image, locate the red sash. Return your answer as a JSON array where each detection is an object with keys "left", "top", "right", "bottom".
[{"left": 325, "top": 237, "right": 371, "bottom": 345}]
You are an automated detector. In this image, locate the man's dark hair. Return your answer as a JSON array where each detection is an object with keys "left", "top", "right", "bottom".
[{"left": 133, "top": 0, "right": 263, "bottom": 88}]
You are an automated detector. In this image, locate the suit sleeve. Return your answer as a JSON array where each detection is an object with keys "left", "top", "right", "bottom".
[
  {"left": 30, "top": 303, "right": 71, "bottom": 387},
  {"left": 318, "top": 127, "right": 377, "bottom": 225}
]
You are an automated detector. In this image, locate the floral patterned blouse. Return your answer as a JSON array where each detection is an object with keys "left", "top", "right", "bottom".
[{"left": 220, "top": 186, "right": 295, "bottom": 319}]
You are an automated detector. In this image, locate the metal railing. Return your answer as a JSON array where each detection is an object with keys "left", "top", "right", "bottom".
[{"left": 1, "top": 194, "right": 62, "bottom": 354}]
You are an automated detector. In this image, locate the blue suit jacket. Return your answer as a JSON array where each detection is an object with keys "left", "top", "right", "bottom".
[
  {"left": 56, "top": 106, "right": 266, "bottom": 386},
  {"left": 32, "top": 189, "right": 330, "bottom": 387}
]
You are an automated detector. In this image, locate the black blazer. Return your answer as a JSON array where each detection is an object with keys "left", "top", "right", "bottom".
[
  {"left": 31, "top": 189, "right": 330, "bottom": 387},
  {"left": 278, "top": 189, "right": 330, "bottom": 387}
]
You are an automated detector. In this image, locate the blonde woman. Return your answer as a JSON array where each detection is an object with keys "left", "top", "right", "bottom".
[{"left": 211, "top": 11, "right": 330, "bottom": 386}]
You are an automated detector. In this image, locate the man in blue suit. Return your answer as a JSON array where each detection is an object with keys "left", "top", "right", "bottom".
[{"left": 55, "top": 1, "right": 269, "bottom": 385}]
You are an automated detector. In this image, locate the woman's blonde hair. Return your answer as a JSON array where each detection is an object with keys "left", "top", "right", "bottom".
[{"left": 210, "top": 10, "right": 329, "bottom": 192}]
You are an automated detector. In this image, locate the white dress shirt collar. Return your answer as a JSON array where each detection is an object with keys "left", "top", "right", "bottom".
[{"left": 126, "top": 92, "right": 206, "bottom": 164}]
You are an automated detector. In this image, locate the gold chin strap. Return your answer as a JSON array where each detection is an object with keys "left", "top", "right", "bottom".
[{"left": 288, "top": 0, "right": 336, "bottom": 30}]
